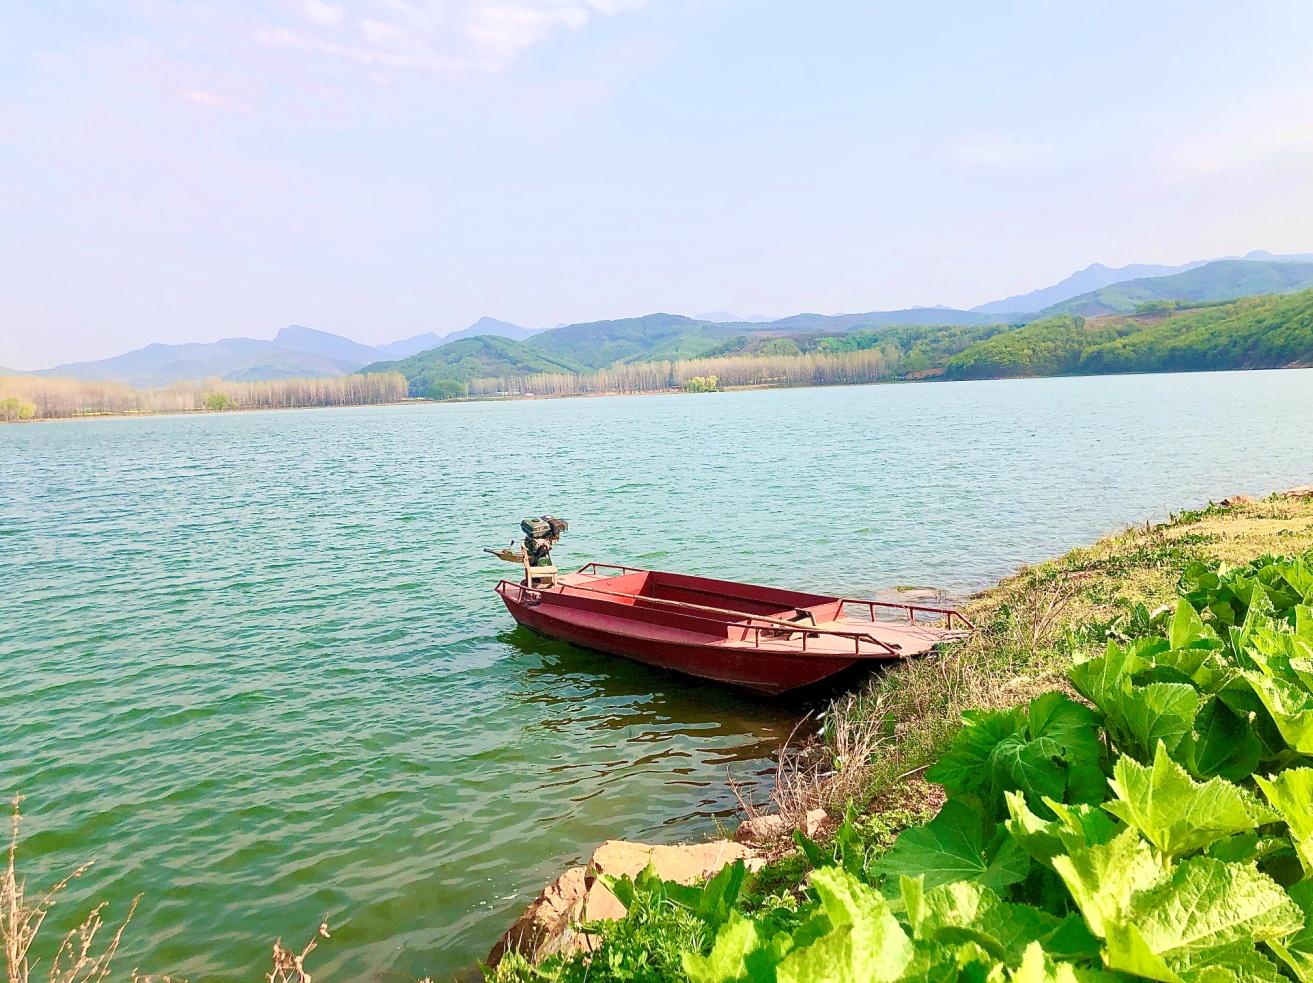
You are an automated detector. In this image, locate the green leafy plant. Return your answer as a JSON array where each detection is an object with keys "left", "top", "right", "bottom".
[{"left": 532, "top": 551, "right": 1313, "bottom": 983}]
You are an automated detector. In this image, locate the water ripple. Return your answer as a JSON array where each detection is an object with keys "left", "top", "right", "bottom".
[{"left": 3, "top": 374, "right": 1313, "bottom": 980}]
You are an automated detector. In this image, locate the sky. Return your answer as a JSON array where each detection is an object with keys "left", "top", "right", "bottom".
[{"left": 5, "top": 1, "right": 1313, "bottom": 369}]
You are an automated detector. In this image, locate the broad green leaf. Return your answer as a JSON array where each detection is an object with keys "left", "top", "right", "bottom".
[
  {"left": 1069, "top": 644, "right": 1147, "bottom": 712},
  {"left": 683, "top": 911, "right": 770, "bottom": 983},
  {"left": 1171, "top": 599, "right": 1218, "bottom": 650},
  {"left": 775, "top": 867, "right": 913, "bottom": 983},
  {"left": 1242, "top": 671, "right": 1313, "bottom": 753},
  {"left": 1026, "top": 693, "right": 1108, "bottom": 805},
  {"left": 1051, "top": 827, "right": 1164, "bottom": 939},
  {"left": 1004, "top": 792, "right": 1118, "bottom": 867},
  {"left": 1104, "top": 745, "right": 1278, "bottom": 857},
  {"left": 1215, "top": 684, "right": 1291, "bottom": 761},
  {"left": 1227, "top": 581, "right": 1275, "bottom": 666},
  {"left": 1246, "top": 624, "right": 1313, "bottom": 689},
  {"left": 1003, "top": 942, "right": 1082, "bottom": 983},
  {"left": 896, "top": 938, "right": 996, "bottom": 983},
  {"left": 696, "top": 859, "right": 747, "bottom": 929},
  {"left": 1104, "top": 857, "right": 1302, "bottom": 977},
  {"left": 1184, "top": 697, "right": 1263, "bottom": 781},
  {"left": 989, "top": 734, "right": 1069, "bottom": 809},
  {"left": 1170, "top": 941, "right": 1288, "bottom": 982},
  {"left": 1205, "top": 833, "right": 1294, "bottom": 865},
  {"left": 792, "top": 828, "right": 828, "bottom": 868},
  {"left": 1292, "top": 657, "right": 1313, "bottom": 694},
  {"left": 926, "top": 707, "right": 1026, "bottom": 799},
  {"left": 1119, "top": 683, "right": 1199, "bottom": 761},
  {"left": 1027, "top": 691, "right": 1103, "bottom": 749},
  {"left": 900, "top": 876, "right": 1063, "bottom": 966},
  {"left": 929, "top": 687, "right": 1113, "bottom": 818},
  {"left": 1268, "top": 880, "right": 1313, "bottom": 982},
  {"left": 1255, "top": 767, "right": 1313, "bottom": 876},
  {"left": 929, "top": 693, "right": 1107, "bottom": 820},
  {"left": 871, "top": 798, "right": 1029, "bottom": 891}
]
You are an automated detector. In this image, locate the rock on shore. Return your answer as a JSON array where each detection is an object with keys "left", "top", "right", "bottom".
[{"left": 486, "top": 822, "right": 820, "bottom": 969}]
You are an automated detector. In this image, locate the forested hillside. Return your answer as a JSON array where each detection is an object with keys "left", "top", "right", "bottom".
[
  {"left": 525, "top": 313, "right": 741, "bottom": 368},
  {"left": 361, "top": 336, "right": 586, "bottom": 398},
  {"left": 946, "top": 290, "right": 1313, "bottom": 379},
  {"left": 362, "top": 275, "right": 1313, "bottom": 399}
]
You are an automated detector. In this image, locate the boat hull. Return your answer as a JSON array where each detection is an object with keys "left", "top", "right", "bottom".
[{"left": 498, "top": 588, "right": 865, "bottom": 695}]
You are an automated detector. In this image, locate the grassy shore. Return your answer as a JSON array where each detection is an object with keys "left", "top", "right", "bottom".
[
  {"left": 492, "top": 488, "right": 1313, "bottom": 981},
  {"left": 830, "top": 490, "right": 1313, "bottom": 815}
]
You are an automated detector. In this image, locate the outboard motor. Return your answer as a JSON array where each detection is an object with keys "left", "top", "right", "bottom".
[{"left": 521, "top": 515, "right": 568, "bottom": 567}]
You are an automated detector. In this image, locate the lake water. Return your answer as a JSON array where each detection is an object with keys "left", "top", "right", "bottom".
[{"left": 4, "top": 370, "right": 1312, "bottom": 980}]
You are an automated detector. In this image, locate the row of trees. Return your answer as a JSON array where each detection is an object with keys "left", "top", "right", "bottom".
[
  {"left": 0, "top": 372, "right": 408, "bottom": 421},
  {"left": 465, "top": 348, "right": 894, "bottom": 398}
]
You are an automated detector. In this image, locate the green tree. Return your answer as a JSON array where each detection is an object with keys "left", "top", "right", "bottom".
[
  {"left": 424, "top": 378, "right": 467, "bottom": 400},
  {"left": 0, "top": 396, "right": 36, "bottom": 421}
]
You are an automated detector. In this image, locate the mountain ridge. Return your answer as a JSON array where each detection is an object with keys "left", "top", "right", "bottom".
[
  {"left": 1035, "top": 259, "right": 1313, "bottom": 317},
  {"left": 18, "top": 252, "right": 1313, "bottom": 385}
]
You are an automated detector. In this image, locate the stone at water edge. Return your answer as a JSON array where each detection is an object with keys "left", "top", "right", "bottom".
[
  {"left": 485, "top": 865, "right": 591, "bottom": 969},
  {"left": 588, "top": 838, "right": 763, "bottom": 884},
  {"left": 733, "top": 808, "right": 827, "bottom": 846},
  {"left": 1221, "top": 494, "right": 1254, "bottom": 507},
  {"left": 486, "top": 838, "right": 764, "bottom": 969}
]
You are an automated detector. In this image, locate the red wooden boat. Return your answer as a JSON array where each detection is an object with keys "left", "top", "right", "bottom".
[{"left": 495, "top": 562, "right": 973, "bottom": 695}]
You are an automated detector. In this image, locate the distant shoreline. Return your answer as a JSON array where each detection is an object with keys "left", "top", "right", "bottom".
[{"left": 5, "top": 364, "right": 1313, "bottom": 425}]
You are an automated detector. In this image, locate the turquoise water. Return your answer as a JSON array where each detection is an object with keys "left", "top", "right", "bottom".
[{"left": 3, "top": 370, "right": 1312, "bottom": 980}]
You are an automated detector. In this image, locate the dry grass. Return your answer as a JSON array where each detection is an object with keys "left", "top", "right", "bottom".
[
  {"left": 735, "top": 695, "right": 895, "bottom": 840},
  {"left": 2, "top": 796, "right": 136, "bottom": 983},
  {"left": 267, "top": 923, "right": 330, "bottom": 983},
  {"left": 1, "top": 795, "right": 336, "bottom": 983},
  {"left": 812, "top": 490, "right": 1313, "bottom": 820}
]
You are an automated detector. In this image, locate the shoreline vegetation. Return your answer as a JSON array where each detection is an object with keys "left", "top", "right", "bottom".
[
  {"left": 6, "top": 489, "right": 1311, "bottom": 981},
  {"left": 0, "top": 372, "right": 407, "bottom": 422},
  {"left": 489, "top": 488, "right": 1313, "bottom": 981}
]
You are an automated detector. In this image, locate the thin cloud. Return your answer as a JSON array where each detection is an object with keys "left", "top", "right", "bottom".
[
  {"left": 178, "top": 88, "right": 249, "bottom": 111},
  {"left": 302, "top": 0, "right": 345, "bottom": 27},
  {"left": 259, "top": 0, "right": 651, "bottom": 77}
]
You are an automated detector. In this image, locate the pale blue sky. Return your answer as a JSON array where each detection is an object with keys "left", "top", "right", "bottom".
[{"left": 5, "top": 1, "right": 1313, "bottom": 369}]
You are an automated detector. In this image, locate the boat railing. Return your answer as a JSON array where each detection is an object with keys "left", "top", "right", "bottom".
[
  {"left": 498, "top": 577, "right": 902, "bottom": 657},
  {"left": 837, "top": 598, "right": 976, "bottom": 631},
  {"left": 576, "top": 561, "right": 649, "bottom": 577}
]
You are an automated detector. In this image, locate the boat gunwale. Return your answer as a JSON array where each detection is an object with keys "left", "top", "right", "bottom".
[
  {"left": 495, "top": 565, "right": 973, "bottom": 659},
  {"left": 570, "top": 562, "right": 976, "bottom": 630}
]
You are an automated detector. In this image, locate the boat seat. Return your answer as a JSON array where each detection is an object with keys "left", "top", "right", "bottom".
[{"left": 524, "top": 565, "right": 559, "bottom": 588}]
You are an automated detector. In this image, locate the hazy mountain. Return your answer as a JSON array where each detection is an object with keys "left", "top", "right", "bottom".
[
  {"left": 440, "top": 316, "right": 539, "bottom": 344},
  {"left": 1242, "top": 249, "right": 1313, "bottom": 263},
  {"left": 372, "top": 332, "right": 447, "bottom": 361},
  {"left": 696, "top": 311, "right": 780, "bottom": 323},
  {"left": 38, "top": 337, "right": 363, "bottom": 388},
  {"left": 974, "top": 250, "right": 1313, "bottom": 315},
  {"left": 972, "top": 262, "right": 1207, "bottom": 315},
  {"left": 274, "top": 324, "right": 379, "bottom": 365},
  {"left": 764, "top": 307, "right": 1003, "bottom": 331},
  {"left": 1038, "top": 259, "right": 1313, "bottom": 317}
]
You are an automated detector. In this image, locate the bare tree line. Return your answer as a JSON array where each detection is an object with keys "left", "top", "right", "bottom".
[
  {"left": 0, "top": 372, "right": 408, "bottom": 421},
  {"left": 466, "top": 348, "right": 893, "bottom": 397}
]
